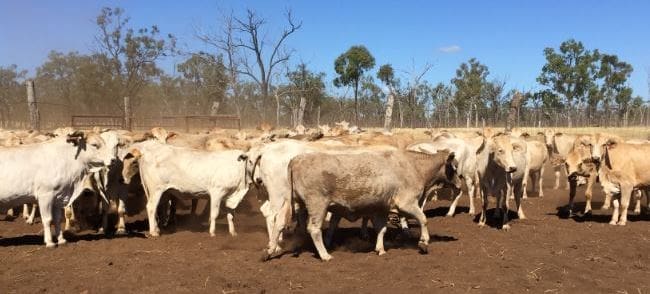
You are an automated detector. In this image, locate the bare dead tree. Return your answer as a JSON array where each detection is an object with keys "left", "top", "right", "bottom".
[
  {"left": 403, "top": 62, "right": 433, "bottom": 128},
  {"left": 233, "top": 9, "right": 302, "bottom": 126},
  {"left": 196, "top": 11, "right": 244, "bottom": 117}
]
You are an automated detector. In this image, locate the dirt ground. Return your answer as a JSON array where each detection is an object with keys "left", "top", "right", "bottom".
[{"left": 1, "top": 166, "right": 649, "bottom": 294}]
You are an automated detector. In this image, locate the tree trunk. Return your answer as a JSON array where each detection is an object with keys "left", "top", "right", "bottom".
[
  {"left": 275, "top": 93, "right": 281, "bottom": 127},
  {"left": 383, "top": 88, "right": 395, "bottom": 131},
  {"left": 296, "top": 96, "right": 307, "bottom": 127},
  {"left": 26, "top": 80, "right": 40, "bottom": 131},
  {"left": 506, "top": 91, "right": 523, "bottom": 131},
  {"left": 354, "top": 81, "right": 360, "bottom": 126},
  {"left": 123, "top": 96, "right": 131, "bottom": 130}
]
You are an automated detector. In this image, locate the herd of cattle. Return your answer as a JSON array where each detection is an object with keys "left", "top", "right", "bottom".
[{"left": 0, "top": 122, "right": 648, "bottom": 261}]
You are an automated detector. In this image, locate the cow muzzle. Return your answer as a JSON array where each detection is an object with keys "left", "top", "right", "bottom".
[{"left": 506, "top": 166, "right": 517, "bottom": 173}]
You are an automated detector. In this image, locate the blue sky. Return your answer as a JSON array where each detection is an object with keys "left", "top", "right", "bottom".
[{"left": 1, "top": 0, "right": 649, "bottom": 99}]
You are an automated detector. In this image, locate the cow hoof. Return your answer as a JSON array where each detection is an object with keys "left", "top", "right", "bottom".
[
  {"left": 45, "top": 243, "right": 56, "bottom": 248},
  {"left": 634, "top": 209, "right": 641, "bottom": 215},
  {"left": 601, "top": 205, "right": 611, "bottom": 210},
  {"left": 418, "top": 242, "right": 428, "bottom": 254},
  {"left": 209, "top": 232, "right": 216, "bottom": 237},
  {"left": 116, "top": 229, "right": 127, "bottom": 235},
  {"left": 320, "top": 254, "right": 333, "bottom": 261},
  {"left": 478, "top": 222, "right": 486, "bottom": 228},
  {"left": 26, "top": 220, "right": 35, "bottom": 225},
  {"left": 98, "top": 227, "right": 105, "bottom": 234},
  {"left": 445, "top": 213, "right": 454, "bottom": 217},
  {"left": 468, "top": 211, "right": 476, "bottom": 216},
  {"left": 502, "top": 224, "right": 511, "bottom": 231},
  {"left": 260, "top": 251, "right": 272, "bottom": 262},
  {"left": 609, "top": 220, "right": 617, "bottom": 226},
  {"left": 518, "top": 214, "right": 527, "bottom": 220},
  {"left": 376, "top": 250, "right": 386, "bottom": 256},
  {"left": 617, "top": 221, "right": 626, "bottom": 226},
  {"left": 147, "top": 232, "right": 160, "bottom": 238},
  {"left": 229, "top": 232, "right": 238, "bottom": 237},
  {"left": 58, "top": 239, "right": 67, "bottom": 246}
]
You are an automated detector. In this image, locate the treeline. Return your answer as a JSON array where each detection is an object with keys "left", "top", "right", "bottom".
[{"left": 0, "top": 7, "right": 644, "bottom": 129}]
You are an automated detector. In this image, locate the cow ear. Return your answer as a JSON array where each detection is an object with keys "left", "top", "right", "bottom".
[
  {"left": 424, "top": 129, "right": 433, "bottom": 136},
  {"left": 445, "top": 151, "right": 458, "bottom": 172},
  {"left": 125, "top": 148, "right": 142, "bottom": 160},
  {"left": 66, "top": 131, "right": 86, "bottom": 146},
  {"left": 238, "top": 154, "right": 248, "bottom": 162},
  {"left": 537, "top": 131, "right": 544, "bottom": 136},
  {"left": 166, "top": 132, "right": 178, "bottom": 141},
  {"left": 520, "top": 132, "right": 530, "bottom": 138},
  {"left": 555, "top": 132, "right": 563, "bottom": 137},
  {"left": 605, "top": 138, "right": 619, "bottom": 149}
]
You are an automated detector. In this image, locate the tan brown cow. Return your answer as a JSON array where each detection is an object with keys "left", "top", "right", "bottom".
[
  {"left": 540, "top": 129, "right": 578, "bottom": 189},
  {"left": 522, "top": 140, "right": 549, "bottom": 198},
  {"left": 597, "top": 139, "right": 650, "bottom": 225},
  {"left": 288, "top": 150, "right": 461, "bottom": 261}
]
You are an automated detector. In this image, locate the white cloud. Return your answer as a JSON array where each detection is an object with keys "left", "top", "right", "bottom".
[{"left": 439, "top": 45, "right": 461, "bottom": 53}]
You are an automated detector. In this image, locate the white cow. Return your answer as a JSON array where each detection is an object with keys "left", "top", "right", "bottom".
[
  {"left": 121, "top": 140, "right": 249, "bottom": 237},
  {"left": 0, "top": 131, "right": 118, "bottom": 247},
  {"left": 407, "top": 134, "right": 485, "bottom": 216}
]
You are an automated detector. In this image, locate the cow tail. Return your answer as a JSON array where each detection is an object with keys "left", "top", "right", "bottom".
[{"left": 287, "top": 160, "right": 296, "bottom": 224}]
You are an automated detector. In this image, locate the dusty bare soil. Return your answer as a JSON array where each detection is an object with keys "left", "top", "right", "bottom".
[{"left": 1, "top": 166, "right": 649, "bottom": 294}]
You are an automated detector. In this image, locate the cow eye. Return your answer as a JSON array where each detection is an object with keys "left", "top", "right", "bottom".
[
  {"left": 91, "top": 143, "right": 100, "bottom": 149},
  {"left": 498, "top": 149, "right": 504, "bottom": 153}
]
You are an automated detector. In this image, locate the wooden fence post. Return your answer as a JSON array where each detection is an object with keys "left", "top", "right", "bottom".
[
  {"left": 506, "top": 91, "right": 523, "bottom": 132},
  {"left": 26, "top": 80, "right": 40, "bottom": 130},
  {"left": 124, "top": 96, "right": 131, "bottom": 130}
]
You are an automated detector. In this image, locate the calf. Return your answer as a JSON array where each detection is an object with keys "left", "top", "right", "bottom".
[
  {"left": 289, "top": 150, "right": 461, "bottom": 261},
  {"left": 122, "top": 141, "right": 249, "bottom": 237},
  {"left": 540, "top": 129, "right": 577, "bottom": 189},
  {"left": 477, "top": 132, "right": 528, "bottom": 230}
]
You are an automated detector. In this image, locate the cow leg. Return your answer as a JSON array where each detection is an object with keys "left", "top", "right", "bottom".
[
  {"left": 116, "top": 198, "right": 127, "bottom": 235},
  {"left": 602, "top": 191, "right": 612, "bottom": 210},
  {"left": 99, "top": 201, "right": 110, "bottom": 234},
  {"left": 37, "top": 196, "right": 55, "bottom": 248},
  {"left": 146, "top": 190, "right": 164, "bottom": 237},
  {"left": 360, "top": 217, "right": 370, "bottom": 240},
  {"left": 208, "top": 191, "right": 225, "bottom": 237},
  {"left": 53, "top": 207, "right": 67, "bottom": 245},
  {"left": 225, "top": 208, "right": 237, "bottom": 237},
  {"left": 567, "top": 178, "right": 577, "bottom": 217},
  {"left": 514, "top": 182, "right": 526, "bottom": 220},
  {"left": 497, "top": 189, "right": 510, "bottom": 231},
  {"left": 325, "top": 213, "right": 341, "bottom": 248},
  {"left": 447, "top": 188, "right": 463, "bottom": 216},
  {"left": 191, "top": 199, "right": 198, "bottom": 216},
  {"left": 537, "top": 164, "right": 544, "bottom": 198},
  {"left": 478, "top": 186, "right": 489, "bottom": 227},
  {"left": 167, "top": 197, "right": 177, "bottom": 226},
  {"left": 398, "top": 200, "right": 429, "bottom": 254},
  {"left": 554, "top": 167, "right": 561, "bottom": 190},
  {"left": 306, "top": 204, "right": 331, "bottom": 261},
  {"left": 633, "top": 190, "right": 642, "bottom": 215},
  {"left": 522, "top": 168, "right": 530, "bottom": 199},
  {"left": 609, "top": 197, "right": 620, "bottom": 226},
  {"left": 22, "top": 203, "right": 30, "bottom": 220},
  {"left": 64, "top": 206, "right": 74, "bottom": 232},
  {"left": 371, "top": 215, "right": 388, "bottom": 256},
  {"left": 617, "top": 184, "right": 633, "bottom": 226},
  {"left": 467, "top": 178, "right": 476, "bottom": 215},
  {"left": 26, "top": 203, "right": 38, "bottom": 225}
]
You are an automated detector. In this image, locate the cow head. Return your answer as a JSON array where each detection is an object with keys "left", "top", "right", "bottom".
[
  {"left": 244, "top": 146, "right": 264, "bottom": 188},
  {"left": 490, "top": 134, "right": 521, "bottom": 173},
  {"left": 121, "top": 148, "right": 142, "bottom": 185},
  {"left": 591, "top": 133, "right": 621, "bottom": 162},
  {"left": 67, "top": 131, "right": 118, "bottom": 170},
  {"left": 540, "top": 128, "right": 556, "bottom": 149}
]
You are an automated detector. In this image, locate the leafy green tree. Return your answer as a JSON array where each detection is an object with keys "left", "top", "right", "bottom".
[
  {"left": 95, "top": 7, "right": 176, "bottom": 111},
  {"left": 597, "top": 54, "right": 633, "bottom": 113},
  {"left": 451, "top": 58, "right": 489, "bottom": 127},
  {"left": 284, "top": 63, "right": 325, "bottom": 126},
  {"left": 176, "top": 53, "right": 228, "bottom": 114},
  {"left": 0, "top": 65, "right": 27, "bottom": 126},
  {"left": 537, "top": 39, "right": 599, "bottom": 109},
  {"left": 377, "top": 64, "right": 397, "bottom": 130},
  {"left": 334, "top": 45, "right": 376, "bottom": 124}
]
